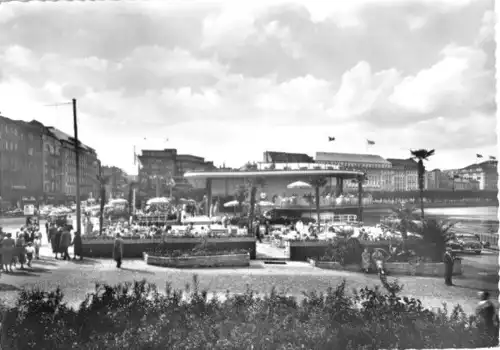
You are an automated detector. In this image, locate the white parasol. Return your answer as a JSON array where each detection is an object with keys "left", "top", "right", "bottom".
[
  {"left": 179, "top": 198, "right": 196, "bottom": 204},
  {"left": 146, "top": 197, "right": 171, "bottom": 205},
  {"left": 287, "top": 181, "right": 312, "bottom": 189},
  {"left": 223, "top": 200, "right": 240, "bottom": 208}
]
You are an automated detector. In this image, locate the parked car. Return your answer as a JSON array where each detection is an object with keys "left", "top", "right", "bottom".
[
  {"left": 447, "top": 233, "right": 482, "bottom": 254},
  {"left": 6, "top": 208, "right": 24, "bottom": 217}
]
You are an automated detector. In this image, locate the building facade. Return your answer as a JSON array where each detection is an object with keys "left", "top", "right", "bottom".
[
  {"left": 315, "top": 152, "right": 393, "bottom": 191},
  {"left": 425, "top": 169, "right": 480, "bottom": 191},
  {"left": 102, "top": 166, "right": 128, "bottom": 199},
  {"left": 446, "top": 160, "right": 498, "bottom": 191},
  {"left": 138, "top": 148, "right": 215, "bottom": 199},
  {"left": 28, "top": 121, "right": 65, "bottom": 203},
  {"left": 0, "top": 116, "right": 44, "bottom": 205},
  {"left": 48, "top": 127, "right": 100, "bottom": 201},
  {"left": 386, "top": 158, "right": 419, "bottom": 192}
]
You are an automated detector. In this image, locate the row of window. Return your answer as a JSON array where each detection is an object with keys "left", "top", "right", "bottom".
[
  {"left": 320, "top": 161, "right": 391, "bottom": 169},
  {"left": 1, "top": 124, "right": 34, "bottom": 140}
]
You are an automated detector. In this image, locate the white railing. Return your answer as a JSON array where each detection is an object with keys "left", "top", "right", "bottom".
[{"left": 277, "top": 197, "right": 373, "bottom": 208}]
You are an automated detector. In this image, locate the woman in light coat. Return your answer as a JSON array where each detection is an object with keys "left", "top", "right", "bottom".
[{"left": 33, "top": 230, "right": 42, "bottom": 260}]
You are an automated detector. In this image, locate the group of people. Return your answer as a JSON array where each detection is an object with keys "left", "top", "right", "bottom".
[
  {"left": 0, "top": 225, "right": 42, "bottom": 273},
  {"left": 46, "top": 222, "right": 83, "bottom": 261}
]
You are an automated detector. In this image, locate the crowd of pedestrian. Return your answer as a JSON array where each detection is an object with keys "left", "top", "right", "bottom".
[{"left": 0, "top": 224, "right": 42, "bottom": 273}]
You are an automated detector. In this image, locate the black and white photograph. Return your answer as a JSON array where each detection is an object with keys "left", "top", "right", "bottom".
[{"left": 0, "top": 0, "right": 498, "bottom": 348}]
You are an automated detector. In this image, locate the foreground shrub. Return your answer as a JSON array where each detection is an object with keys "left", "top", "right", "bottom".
[{"left": 1, "top": 276, "right": 498, "bottom": 349}]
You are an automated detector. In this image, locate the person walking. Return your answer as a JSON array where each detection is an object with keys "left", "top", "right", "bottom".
[
  {"left": 72, "top": 230, "right": 83, "bottom": 260},
  {"left": 476, "top": 291, "right": 499, "bottom": 341},
  {"left": 113, "top": 233, "right": 124, "bottom": 268},
  {"left": 45, "top": 221, "right": 49, "bottom": 241},
  {"left": 443, "top": 247, "right": 455, "bottom": 286},
  {"left": 2, "top": 233, "right": 15, "bottom": 273},
  {"left": 33, "top": 230, "right": 42, "bottom": 260},
  {"left": 14, "top": 233, "right": 26, "bottom": 270},
  {"left": 254, "top": 219, "right": 262, "bottom": 243},
  {"left": 53, "top": 227, "right": 62, "bottom": 259},
  {"left": 361, "top": 248, "right": 372, "bottom": 273},
  {"left": 59, "top": 228, "right": 72, "bottom": 261}
]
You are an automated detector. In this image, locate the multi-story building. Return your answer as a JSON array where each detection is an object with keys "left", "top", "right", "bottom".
[
  {"left": 315, "top": 152, "right": 393, "bottom": 191},
  {"left": 425, "top": 169, "right": 446, "bottom": 190},
  {"left": 425, "top": 169, "right": 480, "bottom": 191},
  {"left": 386, "top": 158, "right": 419, "bottom": 192},
  {"left": 101, "top": 166, "right": 128, "bottom": 200},
  {"left": 138, "top": 148, "right": 215, "bottom": 199},
  {"left": 446, "top": 160, "right": 498, "bottom": 191},
  {"left": 28, "top": 121, "right": 65, "bottom": 203},
  {"left": 0, "top": 115, "right": 44, "bottom": 205},
  {"left": 47, "top": 127, "right": 100, "bottom": 201}
]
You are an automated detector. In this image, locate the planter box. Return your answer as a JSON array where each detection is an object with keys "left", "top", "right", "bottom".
[
  {"left": 385, "top": 260, "right": 463, "bottom": 276},
  {"left": 309, "top": 259, "right": 360, "bottom": 272},
  {"left": 81, "top": 237, "right": 256, "bottom": 259},
  {"left": 309, "top": 259, "right": 463, "bottom": 277},
  {"left": 288, "top": 240, "right": 331, "bottom": 262},
  {"left": 144, "top": 253, "right": 250, "bottom": 268}
]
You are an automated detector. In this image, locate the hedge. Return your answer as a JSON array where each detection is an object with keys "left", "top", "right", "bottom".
[{"left": 0, "top": 276, "right": 498, "bottom": 349}]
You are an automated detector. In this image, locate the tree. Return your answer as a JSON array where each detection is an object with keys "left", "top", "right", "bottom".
[
  {"left": 124, "top": 179, "right": 139, "bottom": 218},
  {"left": 389, "top": 204, "right": 419, "bottom": 252},
  {"left": 303, "top": 193, "right": 314, "bottom": 218},
  {"left": 233, "top": 184, "right": 248, "bottom": 214},
  {"left": 96, "top": 174, "right": 110, "bottom": 236},
  {"left": 418, "top": 218, "right": 455, "bottom": 261},
  {"left": 310, "top": 177, "right": 328, "bottom": 230},
  {"left": 246, "top": 177, "right": 266, "bottom": 230},
  {"left": 410, "top": 149, "right": 435, "bottom": 219},
  {"left": 450, "top": 174, "right": 460, "bottom": 192}
]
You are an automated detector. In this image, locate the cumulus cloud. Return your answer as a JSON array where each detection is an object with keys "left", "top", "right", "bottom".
[{"left": 0, "top": 0, "right": 495, "bottom": 173}]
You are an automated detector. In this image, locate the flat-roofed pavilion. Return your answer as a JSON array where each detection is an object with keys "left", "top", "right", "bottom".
[{"left": 184, "top": 163, "right": 365, "bottom": 218}]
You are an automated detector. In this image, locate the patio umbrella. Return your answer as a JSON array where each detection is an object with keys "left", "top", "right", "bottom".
[
  {"left": 179, "top": 198, "right": 196, "bottom": 205},
  {"left": 146, "top": 197, "right": 170, "bottom": 205},
  {"left": 223, "top": 200, "right": 240, "bottom": 208},
  {"left": 287, "top": 181, "right": 312, "bottom": 189}
]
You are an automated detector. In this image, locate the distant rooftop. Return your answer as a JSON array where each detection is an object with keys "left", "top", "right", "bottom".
[
  {"left": 462, "top": 160, "right": 498, "bottom": 171},
  {"left": 264, "top": 151, "right": 314, "bottom": 163},
  {"left": 386, "top": 158, "right": 418, "bottom": 169},
  {"left": 316, "top": 152, "right": 391, "bottom": 165}
]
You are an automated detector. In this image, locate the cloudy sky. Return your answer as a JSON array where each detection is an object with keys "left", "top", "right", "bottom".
[{"left": 0, "top": 0, "right": 496, "bottom": 174}]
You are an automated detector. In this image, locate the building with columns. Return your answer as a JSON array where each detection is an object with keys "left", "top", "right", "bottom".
[
  {"left": 315, "top": 152, "right": 393, "bottom": 191},
  {"left": 386, "top": 158, "right": 419, "bottom": 192}
]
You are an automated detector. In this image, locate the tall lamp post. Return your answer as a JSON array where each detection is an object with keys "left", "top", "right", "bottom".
[{"left": 72, "top": 99, "right": 82, "bottom": 235}]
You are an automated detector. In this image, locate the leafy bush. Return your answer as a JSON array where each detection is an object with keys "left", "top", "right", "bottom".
[
  {"left": 318, "top": 240, "right": 362, "bottom": 265},
  {"left": 147, "top": 241, "right": 249, "bottom": 258},
  {"left": 1, "top": 276, "right": 497, "bottom": 349}
]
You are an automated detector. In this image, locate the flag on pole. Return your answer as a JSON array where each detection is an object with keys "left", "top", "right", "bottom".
[
  {"left": 367, "top": 139, "right": 375, "bottom": 145},
  {"left": 328, "top": 136, "right": 335, "bottom": 142},
  {"left": 489, "top": 156, "right": 496, "bottom": 160},
  {"left": 476, "top": 154, "right": 483, "bottom": 158}
]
